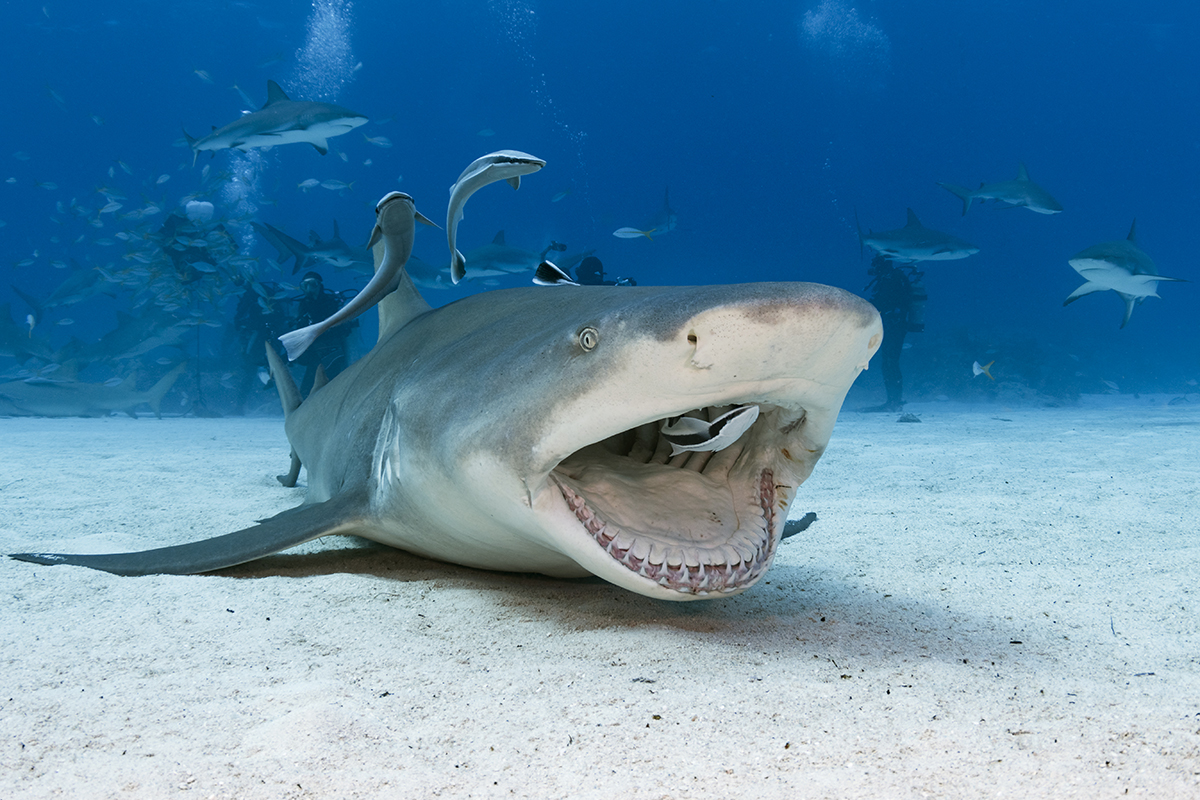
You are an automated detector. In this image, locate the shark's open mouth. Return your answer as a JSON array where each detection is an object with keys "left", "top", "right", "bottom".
[{"left": 549, "top": 404, "right": 801, "bottom": 596}]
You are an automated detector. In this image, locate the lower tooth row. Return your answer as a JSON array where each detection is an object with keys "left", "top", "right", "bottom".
[{"left": 559, "top": 481, "right": 772, "bottom": 593}]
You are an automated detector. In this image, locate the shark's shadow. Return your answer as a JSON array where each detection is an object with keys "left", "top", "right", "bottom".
[{"left": 212, "top": 535, "right": 1043, "bottom": 670}]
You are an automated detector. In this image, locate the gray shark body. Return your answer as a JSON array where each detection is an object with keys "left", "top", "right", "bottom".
[
  {"left": 184, "top": 80, "right": 367, "bottom": 158},
  {"left": 12, "top": 208, "right": 882, "bottom": 601},
  {"left": 938, "top": 163, "right": 1063, "bottom": 216},
  {"left": 858, "top": 208, "right": 979, "bottom": 263},
  {"left": 253, "top": 220, "right": 372, "bottom": 275},
  {"left": 1064, "top": 220, "right": 1185, "bottom": 328},
  {"left": 0, "top": 363, "right": 185, "bottom": 418}
]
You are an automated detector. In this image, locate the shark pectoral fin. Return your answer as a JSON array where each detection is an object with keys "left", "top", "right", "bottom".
[
  {"left": 312, "top": 140, "right": 329, "bottom": 155},
  {"left": 507, "top": 176, "right": 521, "bottom": 190},
  {"left": 414, "top": 210, "right": 439, "bottom": 228},
  {"left": 9, "top": 490, "right": 372, "bottom": 576},
  {"left": 1063, "top": 282, "right": 1105, "bottom": 306},
  {"left": 366, "top": 223, "right": 384, "bottom": 250}
]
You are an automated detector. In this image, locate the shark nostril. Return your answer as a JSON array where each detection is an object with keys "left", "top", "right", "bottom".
[{"left": 687, "top": 332, "right": 697, "bottom": 345}]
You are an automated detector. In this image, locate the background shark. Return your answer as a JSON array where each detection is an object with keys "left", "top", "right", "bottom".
[
  {"left": 938, "top": 163, "right": 1063, "bottom": 215},
  {"left": 1064, "top": 219, "right": 1184, "bottom": 328},
  {"left": 183, "top": 80, "right": 367, "bottom": 158},
  {"left": 0, "top": 362, "right": 185, "bottom": 418},
  {"left": 857, "top": 208, "right": 979, "bottom": 262},
  {"left": 253, "top": 220, "right": 372, "bottom": 275}
]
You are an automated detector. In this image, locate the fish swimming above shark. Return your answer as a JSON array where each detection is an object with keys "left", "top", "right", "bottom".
[
  {"left": 857, "top": 208, "right": 980, "bottom": 263},
  {"left": 447, "top": 150, "right": 545, "bottom": 283},
  {"left": 252, "top": 220, "right": 373, "bottom": 275},
  {"left": 938, "top": 163, "right": 1063, "bottom": 216},
  {"left": 12, "top": 190, "right": 883, "bottom": 602},
  {"left": 183, "top": 80, "right": 368, "bottom": 161},
  {"left": 0, "top": 362, "right": 185, "bottom": 418},
  {"left": 1064, "top": 219, "right": 1185, "bottom": 328}
]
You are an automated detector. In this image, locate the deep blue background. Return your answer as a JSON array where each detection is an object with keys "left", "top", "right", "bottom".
[{"left": 1, "top": 0, "right": 1197, "bottom": 400}]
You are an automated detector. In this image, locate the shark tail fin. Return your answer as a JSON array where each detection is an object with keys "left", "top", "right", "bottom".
[
  {"left": 938, "top": 182, "right": 973, "bottom": 216},
  {"left": 144, "top": 362, "right": 188, "bottom": 419},
  {"left": 451, "top": 249, "right": 466, "bottom": 284},
  {"left": 9, "top": 490, "right": 371, "bottom": 576},
  {"left": 264, "top": 341, "right": 303, "bottom": 487},
  {"left": 278, "top": 323, "right": 322, "bottom": 362},
  {"left": 1118, "top": 293, "right": 1138, "bottom": 329}
]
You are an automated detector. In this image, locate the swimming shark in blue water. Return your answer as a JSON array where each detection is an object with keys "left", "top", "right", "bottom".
[
  {"left": 938, "top": 163, "right": 1063, "bottom": 216},
  {"left": 183, "top": 80, "right": 367, "bottom": 161},
  {"left": 1064, "top": 219, "right": 1185, "bottom": 328},
  {"left": 857, "top": 208, "right": 979, "bottom": 263}
]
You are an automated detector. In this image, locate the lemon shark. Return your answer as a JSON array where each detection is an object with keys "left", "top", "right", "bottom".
[
  {"left": 11, "top": 194, "right": 882, "bottom": 601},
  {"left": 183, "top": 80, "right": 367, "bottom": 159},
  {"left": 1064, "top": 219, "right": 1185, "bottom": 328},
  {"left": 857, "top": 208, "right": 979, "bottom": 263},
  {"left": 938, "top": 163, "right": 1063, "bottom": 216}
]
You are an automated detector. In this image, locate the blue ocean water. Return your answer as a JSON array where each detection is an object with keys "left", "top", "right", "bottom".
[{"left": 1, "top": 0, "right": 1197, "bottom": 409}]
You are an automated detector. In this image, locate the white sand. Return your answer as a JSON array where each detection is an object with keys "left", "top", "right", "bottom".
[{"left": 2, "top": 400, "right": 1198, "bottom": 799}]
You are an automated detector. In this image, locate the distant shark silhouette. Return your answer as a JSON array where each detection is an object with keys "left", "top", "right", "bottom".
[
  {"left": 0, "top": 362, "right": 185, "bottom": 418},
  {"left": 857, "top": 208, "right": 979, "bottom": 262},
  {"left": 1064, "top": 219, "right": 1185, "bottom": 328},
  {"left": 253, "top": 220, "right": 372, "bottom": 275},
  {"left": 938, "top": 163, "right": 1063, "bottom": 216},
  {"left": 183, "top": 80, "right": 367, "bottom": 161}
]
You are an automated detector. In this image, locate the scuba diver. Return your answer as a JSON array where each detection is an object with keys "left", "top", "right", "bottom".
[
  {"left": 291, "top": 271, "right": 355, "bottom": 396},
  {"left": 230, "top": 277, "right": 287, "bottom": 414},
  {"left": 861, "top": 254, "right": 927, "bottom": 412},
  {"left": 574, "top": 256, "right": 637, "bottom": 287}
]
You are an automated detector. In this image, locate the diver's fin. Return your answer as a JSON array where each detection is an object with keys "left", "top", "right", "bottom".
[{"left": 9, "top": 490, "right": 371, "bottom": 576}]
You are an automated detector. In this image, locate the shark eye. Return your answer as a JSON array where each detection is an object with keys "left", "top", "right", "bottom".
[{"left": 577, "top": 326, "right": 599, "bottom": 351}]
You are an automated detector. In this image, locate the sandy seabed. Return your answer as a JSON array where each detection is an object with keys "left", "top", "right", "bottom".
[{"left": 1, "top": 397, "right": 1198, "bottom": 799}]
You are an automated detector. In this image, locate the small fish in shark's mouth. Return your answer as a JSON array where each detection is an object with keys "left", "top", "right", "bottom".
[{"left": 545, "top": 403, "right": 795, "bottom": 596}]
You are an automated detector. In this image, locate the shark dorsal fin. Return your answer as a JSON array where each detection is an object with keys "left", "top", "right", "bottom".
[
  {"left": 1127, "top": 218, "right": 1138, "bottom": 243},
  {"left": 905, "top": 208, "right": 922, "bottom": 228},
  {"left": 492, "top": 230, "right": 506, "bottom": 245},
  {"left": 373, "top": 238, "right": 431, "bottom": 344},
  {"left": 1016, "top": 163, "right": 1030, "bottom": 181},
  {"left": 264, "top": 80, "right": 290, "bottom": 107}
]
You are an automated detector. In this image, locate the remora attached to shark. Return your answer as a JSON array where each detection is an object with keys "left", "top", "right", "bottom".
[
  {"left": 183, "top": 80, "right": 368, "bottom": 160},
  {"left": 12, "top": 193, "right": 882, "bottom": 601},
  {"left": 938, "top": 163, "right": 1063, "bottom": 216},
  {"left": 857, "top": 208, "right": 979, "bottom": 263},
  {"left": 1063, "top": 219, "right": 1185, "bottom": 328}
]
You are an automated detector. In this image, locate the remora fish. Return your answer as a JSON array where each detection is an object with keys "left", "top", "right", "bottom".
[
  {"left": 938, "top": 163, "right": 1063, "bottom": 216},
  {"left": 447, "top": 150, "right": 545, "bottom": 284},
  {"left": 11, "top": 194, "right": 883, "bottom": 601},
  {"left": 1063, "top": 219, "right": 1185, "bottom": 328},
  {"left": 278, "top": 191, "right": 435, "bottom": 361},
  {"left": 856, "top": 208, "right": 979, "bottom": 263},
  {"left": 183, "top": 80, "right": 368, "bottom": 161}
]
